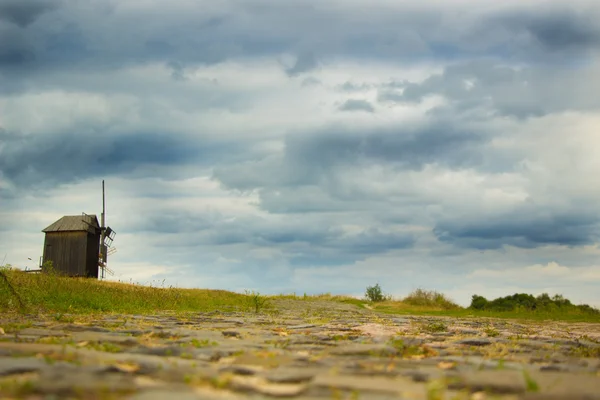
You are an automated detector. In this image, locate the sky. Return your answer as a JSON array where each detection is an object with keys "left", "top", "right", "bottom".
[{"left": 1, "top": 0, "right": 600, "bottom": 307}]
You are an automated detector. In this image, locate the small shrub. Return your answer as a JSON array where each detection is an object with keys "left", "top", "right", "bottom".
[
  {"left": 402, "top": 289, "right": 460, "bottom": 310},
  {"left": 365, "top": 283, "right": 387, "bottom": 302}
]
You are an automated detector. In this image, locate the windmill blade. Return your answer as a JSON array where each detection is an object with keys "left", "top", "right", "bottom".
[{"left": 107, "top": 247, "right": 117, "bottom": 256}]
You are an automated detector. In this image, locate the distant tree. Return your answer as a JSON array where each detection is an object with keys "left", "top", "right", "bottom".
[
  {"left": 365, "top": 283, "right": 385, "bottom": 302},
  {"left": 469, "top": 294, "right": 488, "bottom": 310}
]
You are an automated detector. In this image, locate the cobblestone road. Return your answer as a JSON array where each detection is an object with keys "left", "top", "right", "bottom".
[{"left": 1, "top": 299, "right": 599, "bottom": 399}]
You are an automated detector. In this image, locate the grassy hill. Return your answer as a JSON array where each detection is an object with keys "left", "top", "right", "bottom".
[{"left": 1, "top": 266, "right": 599, "bottom": 323}]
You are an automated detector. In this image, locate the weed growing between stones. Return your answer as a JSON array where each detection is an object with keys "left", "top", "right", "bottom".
[
  {"left": 189, "top": 338, "right": 218, "bottom": 348},
  {"left": 483, "top": 326, "right": 500, "bottom": 337},
  {"left": 388, "top": 338, "right": 438, "bottom": 359},
  {"left": 423, "top": 321, "right": 448, "bottom": 333},
  {"left": 571, "top": 344, "right": 600, "bottom": 358},
  {"left": 244, "top": 290, "right": 270, "bottom": 313}
]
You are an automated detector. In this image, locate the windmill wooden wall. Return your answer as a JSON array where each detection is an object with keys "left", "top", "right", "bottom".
[{"left": 41, "top": 214, "right": 101, "bottom": 278}]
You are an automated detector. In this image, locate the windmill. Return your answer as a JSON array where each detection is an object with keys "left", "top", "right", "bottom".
[{"left": 98, "top": 180, "right": 117, "bottom": 279}]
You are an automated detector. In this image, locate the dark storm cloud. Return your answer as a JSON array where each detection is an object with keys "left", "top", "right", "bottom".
[
  {"left": 3, "top": 0, "right": 599, "bottom": 81},
  {"left": 434, "top": 209, "right": 600, "bottom": 250},
  {"left": 339, "top": 99, "right": 375, "bottom": 113},
  {"left": 0, "top": 0, "right": 57, "bottom": 27},
  {"left": 0, "top": 129, "right": 236, "bottom": 190},
  {"left": 499, "top": 8, "right": 600, "bottom": 53}
]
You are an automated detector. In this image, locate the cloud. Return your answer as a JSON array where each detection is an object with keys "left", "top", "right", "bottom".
[
  {"left": 285, "top": 52, "right": 319, "bottom": 76},
  {"left": 469, "top": 262, "right": 600, "bottom": 288},
  {"left": 2, "top": 0, "right": 598, "bottom": 80},
  {"left": 378, "top": 59, "right": 600, "bottom": 118},
  {"left": 136, "top": 206, "right": 416, "bottom": 267},
  {"left": 339, "top": 99, "right": 375, "bottom": 113},
  {"left": 0, "top": 0, "right": 57, "bottom": 27},
  {"left": 214, "top": 117, "right": 495, "bottom": 197},
  {"left": 434, "top": 209, "right": 600, "bottom": 250},
  {"left": 0, "top": 127, "right": 239, "bottom": 192},
  {"left": 498, "top": 7, "right": 600, "bottom": 53}
]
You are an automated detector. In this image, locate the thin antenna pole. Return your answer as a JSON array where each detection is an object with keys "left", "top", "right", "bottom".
[{"left": 101, "top": 180, "right": 106, "bottom": 279}]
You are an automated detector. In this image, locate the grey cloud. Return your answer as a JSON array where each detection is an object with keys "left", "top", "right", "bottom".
[
  {"left": 378, "top": 59, "right": 600, "bottom": 118},
  {"left": 300, "top": 77, "right": 321, "bottom": 87},
  {"left": 136, "top": 210, "right": 216, "bottom": 234},
  {"left": 286, "top": 52, "right": 319, "bottom": 76},
  {"left": 377, "top": 89, "right": 407, "bottom": 104},
  {"left": 434, "top": 209, "right": 600, "bottom": 250},
  {"left": 285, "top": 123, "right": 487, "bottom": 172},
  {"left": 167, "top": 61, "right": 187, "bottom": 81},
  {"left": 0, "top": 27, "right": 35, "bottom": 68},
  {"left": 3, "top": 1, "right": 599, "bottom": 81},
  {"left": 213, "top": 115, "right": 508, "bottom": 198},
  {"left": 0, "top": 128, "right": 238, "bottom": 191},
  {"left": 212, "top": 119, "right": 510, "bottom": 219},
  {"left": 337, "top": 82, "right": 374, "bottom": 92},
  {"left": 339, "top": 99, "right": 375, "bottom": 113},
  {"left": 0, "top": 0, "right": 57, "bottom": 27},
  {"left": 497, "top": 8, "right": 600, "bottom": 53},
  {"left": 140, "top": 209, "right": 415, "bottom": 266}
]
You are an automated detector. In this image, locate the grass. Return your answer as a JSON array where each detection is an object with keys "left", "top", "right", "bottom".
[
  {"left": 0, "top": 267, "right": 251, "bottom": 315},
  {"left": 371, "top": 302, "right": 600, "bottom": 323},
  {"left": 0, "top": 268, "right": 365, "bottom": 317},
  {"left": 1, "top": 267, "right": 599, "bottom": 323},
  {"left": 366, "top": 289, "right": 600, "bottom": 323},
  {"left": 422, "top": 321, "right": 448, "bottom": 333}
]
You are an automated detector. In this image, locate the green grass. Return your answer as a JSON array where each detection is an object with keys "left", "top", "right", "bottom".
[
  {"left": 358, "top": 288, "right": 600, "bottom": 323},
  {"left": 2, "top": 267, "right": 599, "bottom": 323},
  {"left": 0, "top": 267, "right": 251, "bottom": 315},
  {"left": 370, "top": 302, "right": 600, "bottom": 323},
  {"left": 0, "top": 269, "right": 366, "bottom": 317}
]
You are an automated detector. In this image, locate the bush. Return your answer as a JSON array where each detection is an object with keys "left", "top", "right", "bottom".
[
  {"left": 470, "top": 295, "right": 488, "bottom": 310},
  {"left": 402, "top": 288, "right": 460, "bottom": 310},
  {"left": 365, "top": 283, "right": 387, "bottom": 302},
  {"left": 468, "top": 292, "right": 599, "bottom": 315}
]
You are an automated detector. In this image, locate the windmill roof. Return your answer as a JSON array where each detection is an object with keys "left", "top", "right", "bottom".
[{"left": 42, "top": 214, "right": 100, "bottom": 233}]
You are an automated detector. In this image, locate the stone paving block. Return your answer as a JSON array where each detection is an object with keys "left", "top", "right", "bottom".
[
  {"left": 0, "top": 357, "right": 47, "bottom": 376},
  {"left": 309, "top": 373, "right": 429, "bottom": 398},
  {"left": 447, "top": 369, "right": 528, "bottom": 394},
  {"left": 328, "top": 344, "right": 398, "bottom": 357},
  {"left": 525, "top": 371, "right": 600, "bottom": 398}
]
